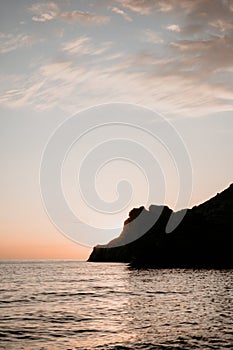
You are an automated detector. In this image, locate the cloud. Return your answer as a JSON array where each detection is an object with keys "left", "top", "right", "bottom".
[
  {"left": 166, "top": 24, "right": 181, "bottom": 32},
  {"left": 145, "top": 0, "right": 233, "bottom": 88},
  {"left": 0, "top": 73, "right": 45, "bottom": 109},
  {"left": 29, "top": 2, "right": 59, "bottom": 22},
  {"left": 156, "top": 1, "right": 174, "bottom": 12},
  {"left": 143, "top": 29, "right": 164, "bottom": 44},
  {"left": 186, "top": 0, "right": 233, "bottom": 21},
  {"left": 1, "top": 0, "right": 233, "bottom": 117},
  {"left": 116, "top": 0, "right": 190, "bottom": 14},
  {"left": 60, "top": 10, "right": 110, "bottom": 25},
  {"left": 32, "top": 13, "right": 55, "bottom": 22},
  {"left": 110, "top": 7, "right": 133, "bottom": 22},
  {"left": 117, "top": 0, "right": 232, "bottom": 17},
  {"left": 209, "top": 19, "right": 233, "bottom": 32},
  {"left": 1, "top": 49, "right": 232, "bottom": 117},
  {"left": 39, "top": 61, "right": 79, "bottom": 82},
  {"left": 62, "top": 36, "right": 111, "bottom": 56},
  {"left": 169, "top": 40, "right": 211, "bottom": 52},
  {"left": 0, "top": 33, "right": 33, "bottom": 54},
  {"left": 169, "top": 34, "right": 233, "bottom": 75},
  {"left": 62, "top": 36, "right": 93, "bottom": 55},
  {"left": 29, "top": 2, "right": 110, "bottom": 25},
  {"left": 116, "top": 0, "right": 157, "bottom": 14}
]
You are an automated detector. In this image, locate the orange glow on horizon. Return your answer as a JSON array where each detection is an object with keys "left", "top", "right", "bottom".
[
  {"left": 0, "top": 182, "right": 231, "bottom": 259},
  {"left": 0, "top": 226, "right": 92, "bottom": 260},
  {"left": 0, "top": 241, "right": 91, "bottom": 260},
  {"left": 0, "top": 243, "right": 92, "bottom": 260}
]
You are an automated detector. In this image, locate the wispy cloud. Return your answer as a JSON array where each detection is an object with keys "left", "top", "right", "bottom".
[
  {"left": 116, "top": 0, "right": 187, "bottom": 14},
  {"left": 143, "top": 29, "right": 164, "bottom": 44},
  {"left": 1, "top": 0, "right": 233, "bottom": 117},
  {"left": 0, "top": 33, "right": 33, "bottom": 54},
  {"left": 29, "top": 2, "right": 110, "bottom": 25},
  {"left": 117, "top": 0, "right": 233, "bottom": 16},
  {"left": 1, "top": 49, "right": 232, "bottom": 117},
  {"left": 110, "top": 7, "right": 133, "bottom": 22},
  {"left": 116, "top": 0, "right": 155, "bottom": 15},
  {"left": 169, "top": 35, "right": 233, "bottom": 75},
  {"left": 60, "top": 10, "right": 110, "bottom": 25},
  {"left": 62, "top": 36, "right": 112, "bottom": 56},
  {"left": 209, "top": 19, "right": 233, "bottom": 32},
  {"left": 0, "top": 73, "right": 45, "bottom": 109}
]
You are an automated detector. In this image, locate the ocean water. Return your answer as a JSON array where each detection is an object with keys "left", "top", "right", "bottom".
[{"left": 0, "top": 261, "right": 232, "bottom": 350}]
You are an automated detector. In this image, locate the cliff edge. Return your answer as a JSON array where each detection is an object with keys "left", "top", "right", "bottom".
[{"left": 88, "top": 184, "right": 233, "bottom": 268}]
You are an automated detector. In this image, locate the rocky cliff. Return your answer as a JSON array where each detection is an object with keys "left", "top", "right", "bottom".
[{"left": 88, "top": 184, "right": 233, "bottom": 268}]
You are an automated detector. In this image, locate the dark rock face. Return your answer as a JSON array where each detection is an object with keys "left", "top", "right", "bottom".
[{"left": 88, "top": 184, "right": 233, "bottom": 268}]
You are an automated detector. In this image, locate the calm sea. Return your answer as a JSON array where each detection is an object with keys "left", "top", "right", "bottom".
[{"left": 0, "top": 260, "right": 232, "bottom": 350}]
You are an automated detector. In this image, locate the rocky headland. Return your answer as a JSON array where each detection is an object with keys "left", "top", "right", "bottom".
[{"left": 88, "top": 184, "right": 233, "bottom": 268}]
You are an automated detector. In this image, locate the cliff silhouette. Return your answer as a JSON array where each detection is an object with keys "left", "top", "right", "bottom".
[{"left": 88, "top": 183, "right": 233, "bottom": 268}]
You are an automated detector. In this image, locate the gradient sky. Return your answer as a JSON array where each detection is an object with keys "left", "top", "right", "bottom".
[{"left": 1, "top": 0, "right": 233, "bottom": 259}]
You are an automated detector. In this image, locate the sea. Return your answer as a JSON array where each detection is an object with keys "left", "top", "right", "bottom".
[{"left": 0, "top": 260, "right": 232, "bottom": 350}]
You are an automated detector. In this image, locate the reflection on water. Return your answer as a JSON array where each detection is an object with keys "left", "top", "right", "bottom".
[{"left": 0, "top": 261, "right": 232, "bottom": 349}]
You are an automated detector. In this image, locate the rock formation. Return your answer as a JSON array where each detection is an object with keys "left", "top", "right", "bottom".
[{"left": 88, "top": 184, "right": 233, "bottom": 268}]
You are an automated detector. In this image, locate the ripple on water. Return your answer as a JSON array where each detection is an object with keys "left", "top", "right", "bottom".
[{"left": 0, "top": 261, "right": 232, "bottom": 350}]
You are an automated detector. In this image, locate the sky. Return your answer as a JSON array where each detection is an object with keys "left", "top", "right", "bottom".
[{"left": 0, "top": 0, "right": 233, "bottom": 259}]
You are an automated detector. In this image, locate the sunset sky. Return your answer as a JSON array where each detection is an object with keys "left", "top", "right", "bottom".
[{"left": 1, "top": 0, "right": 233, "bottom": 259}]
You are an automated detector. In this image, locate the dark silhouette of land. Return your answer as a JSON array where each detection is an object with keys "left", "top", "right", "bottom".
[{"left": 88, "top": 184, "right": 233, "bottom": 268}]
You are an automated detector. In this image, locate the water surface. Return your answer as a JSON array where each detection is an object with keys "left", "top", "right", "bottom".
[{"left": 0, "top": 260, "right": 232, "bottom": 349}]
